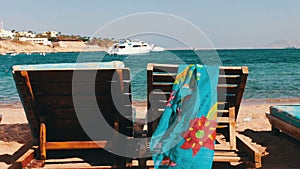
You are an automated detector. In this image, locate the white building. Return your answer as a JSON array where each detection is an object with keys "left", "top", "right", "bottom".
[
  {"left": 0, "top": 29, "right": 13, "bottom": 39},
  {"left": 43, "top": 31, "right": 58, "bottom": 37},
  {"left": 16, "top": 31, "right": 36, "bottom": 38},
  {"left": 19, "top": 37, "right": 52, "bottom": 46}
]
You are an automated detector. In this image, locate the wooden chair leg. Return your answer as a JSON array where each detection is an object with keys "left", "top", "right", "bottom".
[
  {"left": 138, "top": 158, "right": 147, "bottom": 169},
  {"left": 40, "top": 123, "right": 46, "bottom": 164},
  {"left": 113, "top": 158, "right": 127, "bottom": 168},
  {"left": 229, "top": 107, "right": 236, "bottom": 150}
]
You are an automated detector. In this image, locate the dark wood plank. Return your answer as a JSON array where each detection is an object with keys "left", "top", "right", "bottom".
[
  {"left": 234, "top": 66, "right": 248, "bottom": 116},
  {"left": 152, "top": 64, "right": 178, "bottom": 73},
  {"left": 13, "top": 71, "right": 40, "bottom": 139},
  {"left": 27, "top": 69, "right": 130, "bottom": 83},
  {"left": 153, "top": 73, "right": 176, "bottom": 82},
  {"left": 218, "top": 75, "right": 241, "bottom": 85},
  {"left": 31, "top": 82, "right": 130, "bottom": 96},
  {"left": 266, "top": 113, "right": 300, "bottom": 140},
  {"left": 152, "top": 84, "right": 173, "bottom": 92},
  {"left": 34, "top": 95, "right": 131, "bottom": 108},
  {"left": 217, "top": 85, "right": 238, "bottom": 95},
  {"left": 236, "top": 133, "right": 262, "bottom": 168}
]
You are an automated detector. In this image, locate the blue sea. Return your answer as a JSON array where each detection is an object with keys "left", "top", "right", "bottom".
[{"left": 0, "top": 49, "right": 299, "bottom": 104}]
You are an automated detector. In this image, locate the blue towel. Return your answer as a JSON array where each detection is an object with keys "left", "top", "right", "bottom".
[{"left": 150, "top": 64, "right": 219, "bottom": 169}]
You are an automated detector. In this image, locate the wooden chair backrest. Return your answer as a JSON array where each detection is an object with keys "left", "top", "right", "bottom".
[
  {"left": 146, "top": 63, "right": 248, "bottom": 139},
  {"left": 13, "top": 67, "right": 133, "bottom": 142}
]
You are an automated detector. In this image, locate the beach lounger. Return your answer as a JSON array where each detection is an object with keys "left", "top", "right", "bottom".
[
  {"left": 11, "top": 61, "right": 133, "bottom": 168},
  {"left": 267, "top": 105, "right": 300, "bottom": 141},
  {"left": 138, "top": 63, "right": 262, "bottom": 168}
]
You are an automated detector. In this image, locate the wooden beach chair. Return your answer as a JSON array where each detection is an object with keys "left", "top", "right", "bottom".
[
  {"left": 139, "top": 63, "right": 262, "bottom": 168},
  {"left": 11, "top": 62, "right": 133, "bottom": 168},
  {"left": 267, "top": 105, "right": 300, "bottom": 141}
]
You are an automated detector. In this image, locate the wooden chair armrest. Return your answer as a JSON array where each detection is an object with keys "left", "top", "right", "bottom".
[{"left": 236, "top": 133, "right": 262, "bottom": 168}]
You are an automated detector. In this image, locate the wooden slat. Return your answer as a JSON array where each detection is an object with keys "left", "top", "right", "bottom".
[
  {"left": 154, "top": 101, "right": 168, "bottom": 110},
  {"left": 32, "top": 82, "right": 130, "bottom": 96},
  {"left": 217, "top": 85, "right": 238, "bottom": 94},
  {"left": 152, "top": 84, "right": 173, "bottom": 92},
  {"left": 217, "top": 102, "right": 228, "bottom": 111},
  {"left": 40, "top": 108, "right": 78, "bottom": 119},
  {"left": 44, "top": 122, "right": 132, "bottom": 141},
  {"left": 218, "top": 110, "right": 229, "bottom": 113},
  {"left": 153, "top": 73, "right": 176, "bottom": 82},
  {"left": 217, "top": 117, "right": 230, "bottom": 123},
  {"left": 45, "top": 119, "right": 82, "bottom": 129},
  {"left": 149, "top": 93, "right": 170, "bottom": 104},
  {"left": 46, "top": 130, "right": 93, "bottom": 142},
  {"left": 13, "top": 149, "right": 35, "bottom": 168},
  {"left": 150, "top": 113, "right": 230, "bottom": 123},
  {"left": 46, "top": 141, "right": 110, "bottom": 150},
  {"left": 40, "top": 107, "right": 131, "bottom": 120},
  {"left": 152, "top": 64, "right": 178, "bottom": 73},
  {"left": 45, "top": 118, "right": 132, "bottom": 130},
  {"left": 152, "top": 72, "right": 242, "bottom": 85},
  {"left": 220, "top": 67, "right": 243, "bottom": 75},
  {"left": 215, "top": 144, "right": 231, "bottom": 150},
  {"left": 27, "top": 69, "right": 130, "bottom": 83},
  {"left": 152, "top": 65, "right": 245, "bottom": 75},
  {"left": 213, "top": 155, "right": 247, "bottom": 162},
  {"left": 214, "top": 151, "right": 240, "bottom": 156},
  {"left": 35, "top": 95, "right": 129, "bottom": 108},
  {"left": 218, "top": 75, "right": 241, "bottom": 85},
  {"left": 151, "top": 90, "right": 171, "bottom": 100}
]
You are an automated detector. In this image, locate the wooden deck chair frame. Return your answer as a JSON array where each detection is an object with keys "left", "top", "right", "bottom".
[
  {"left": 140, "top": 63, "right": 262, "bottom": 168},
  {"left": 266, "top": 107, "right": 300, "bottom": 141},
  {"left": 11, "top": 64, "right": 133, "bottom": 168}
]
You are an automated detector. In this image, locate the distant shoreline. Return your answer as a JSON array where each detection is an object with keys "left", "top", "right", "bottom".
[
  {"left": 0, "top": 40, "right": 107, "bottom": 54},
  {"left": 1, "top": 40, "right": 299, "bottom": 54}
]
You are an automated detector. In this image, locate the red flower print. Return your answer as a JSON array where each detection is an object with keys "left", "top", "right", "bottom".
[{"left": 180, "top": 116, "right": 217, "bottom": 156}]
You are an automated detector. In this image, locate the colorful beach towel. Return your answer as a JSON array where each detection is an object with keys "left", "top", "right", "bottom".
[{"left": 150, "top": 64, "right": 219, "bottom": 169}]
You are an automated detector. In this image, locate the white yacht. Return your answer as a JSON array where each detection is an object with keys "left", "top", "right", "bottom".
[{"left": 107, "top": 39, "right": 164, "bottom": 55}]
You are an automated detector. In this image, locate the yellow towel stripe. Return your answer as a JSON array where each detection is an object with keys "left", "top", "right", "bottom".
[
  {"left": 174, "top": 65, "right": 192, "bottom": 84},
  {"left": 206, "top": 103, "right": 218, "bottom": 120}
]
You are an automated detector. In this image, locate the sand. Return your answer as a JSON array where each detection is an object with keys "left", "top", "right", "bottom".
[
  {"left": 0, "top": 99, "right": 299, "bottom": 169},
  {"left": 0, "top": 40, "right": 106, "bottom": 54}
]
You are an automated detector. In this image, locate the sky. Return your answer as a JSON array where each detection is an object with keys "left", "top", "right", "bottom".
[{"left": 0, "top": 0, "right": 300, "bottom": 49}]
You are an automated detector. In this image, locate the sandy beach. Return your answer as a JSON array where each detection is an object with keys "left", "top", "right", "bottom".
[
  {"left": 0, "top": 40, "right": 107, "bottom": 54},
  {"left": 0, "top": 99, "right": 299, "bottom": 169}
]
